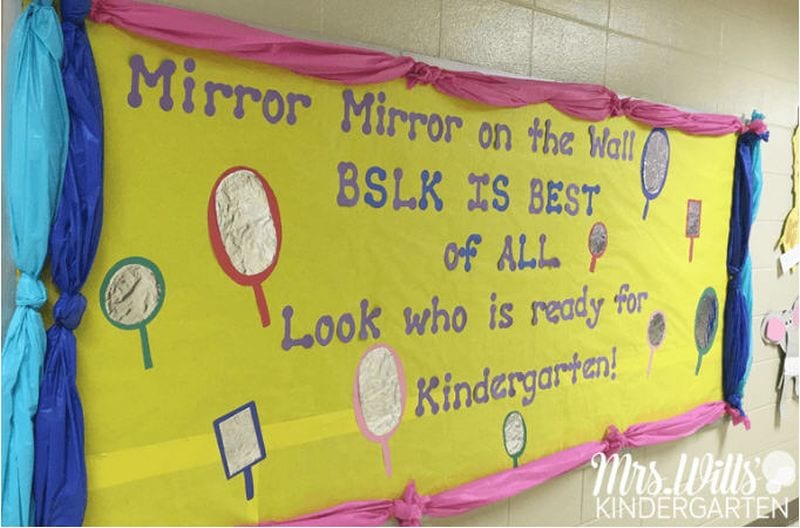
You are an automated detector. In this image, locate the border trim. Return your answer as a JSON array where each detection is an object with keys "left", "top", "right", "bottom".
[{"left": 90, "top": 0, "right": 754, "bottom": 136}]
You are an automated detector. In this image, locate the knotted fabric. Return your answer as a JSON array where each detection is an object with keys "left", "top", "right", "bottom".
[
  {"left": 392, "top": 481, "right": 430, "bottom": 526},
  {"left": 15, "top": 274, "right": 47, "bottom": 310},
  {"left": 725, "top": 401, "right": 752, "bottom": 430},
  {"left": 53, "top": 293, "right": 87, "bottom": 331},
  {"left": 405, "top": 62, "right": 452, "bottom": 89},
  {"left": 602, "top": 425, "right": 629, "bottom": 456},
  {"left": 33, "top": 0, "right": 104, "bottom": 523},
  {"left": 608, "top": 94, "right": 626, "bottom": 117},
  {"left": 2, "top": 1, "right": 68, "bottom": 524}
]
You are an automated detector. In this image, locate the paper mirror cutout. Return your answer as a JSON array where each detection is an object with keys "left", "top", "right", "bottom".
[
  {"left": 588, "top": 221, "right": 608, "bottom": 273},
  {"left": 502, "top": 411, "right": 527, "bottom": 468},
  {"left": 353, "top": 344, "right": 407, "bottom": 477},
  {"left": 693, "top": 287, "right": 719, "bottom": 375},
  {"left": 640, "top": 128, "right": 670, "bottom": 220},
  {"left": 646, "top": 310, "right": 666, "bottom": 377},
  {"left": 208, "top": 166, "right": 282, "bottom": 327},
  {"left": 99, "top": 256, "right": 165, "bottom": 370},
  {"left": 686, "top": 199, "right": 702, "bottom": 262},
  {"left": 213, "top": 401, "right": 267, "bottom": 501}
]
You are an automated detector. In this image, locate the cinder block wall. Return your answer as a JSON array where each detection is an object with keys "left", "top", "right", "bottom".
[{"left": 3, "top": 0, "right": 798, "bottom": 525}]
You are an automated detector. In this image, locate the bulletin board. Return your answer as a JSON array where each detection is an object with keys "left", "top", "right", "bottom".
[{"left": 76, "top": 19, "right": 737, "bottom": 526}]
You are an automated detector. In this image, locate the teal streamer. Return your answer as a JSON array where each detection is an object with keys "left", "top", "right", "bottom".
[
  {"left": 723, "top": 111, "right": 768, "bottom": 417},
  {"left": 1, "top": 1, "right": 68, "bottom": 525},
  {"left": 738, "top": 111, "right": 766, "bottom": 396}
]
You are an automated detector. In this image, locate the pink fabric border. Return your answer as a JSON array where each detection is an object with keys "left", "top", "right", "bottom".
[
  {"left": 89, "top": 0, "right": 753, "bottom": 136},
  {"left": 260, "top": 401, "right": 746, "bottom": 526}
]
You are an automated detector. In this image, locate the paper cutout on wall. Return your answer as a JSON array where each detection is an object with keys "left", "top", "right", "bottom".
[
  {"left": 353, "top": 344, "right": 406, "bottom": 477},
  {"left": 640, "top": 128, "right": 670, "bottom": 220},
  {"left": 693, "top": 287, "right": 719, "bottom": 375},
  {"left": 686, "top": 199, "right": 702, "bottom": 262},
  {"left": 99, "top": 256, "right": 165, "bottom": 369},
  {"left": 208, "top": 166, "right": 282, "bottom": 327},
  {"left": 778, "top": 126, "right": 799, "bottom": 272},
  {"left": 213, "top": 401, "right": 267, "bottom": 501},
  {"left": 588, "top": 222, "right": 608, "bottom": 272},
  {"left": 761, "top": 298, "right": 799, "bottom": 408},
  {"left": 502, "top": 411, "right": 527, "bottom": 468},
  {"left": 646, "top": 311, "right": 667, "bottom": 376}
]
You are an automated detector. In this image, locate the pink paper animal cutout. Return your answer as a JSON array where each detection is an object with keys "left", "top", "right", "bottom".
[{"left": 761, "top": 298, "right": 799, "bottom": 409}]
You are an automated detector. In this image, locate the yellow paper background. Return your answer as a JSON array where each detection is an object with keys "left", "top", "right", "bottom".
[{"left": 79, "top": 23, "right": 735, "bottom": 525}]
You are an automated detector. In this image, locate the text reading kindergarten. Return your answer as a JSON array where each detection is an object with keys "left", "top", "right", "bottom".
[{"left": 77, "top": 23, "right": 735, "bottom": 525}]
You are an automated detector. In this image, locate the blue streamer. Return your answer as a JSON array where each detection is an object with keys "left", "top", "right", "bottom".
[
  {"left": 749, "top": 111, "right": 766, "bottom": 219},
  {"left": 33, "top": 0, "right": 104, "bottom": 524},
  {"left": 1, "top": 1, "right": 69, "bottom": 525},
  {"left": 723, "top": 113, "right": 768, "bottom": 417},
  {"left": 737, "top": 111, "right": 766, "bottom": 396}
]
